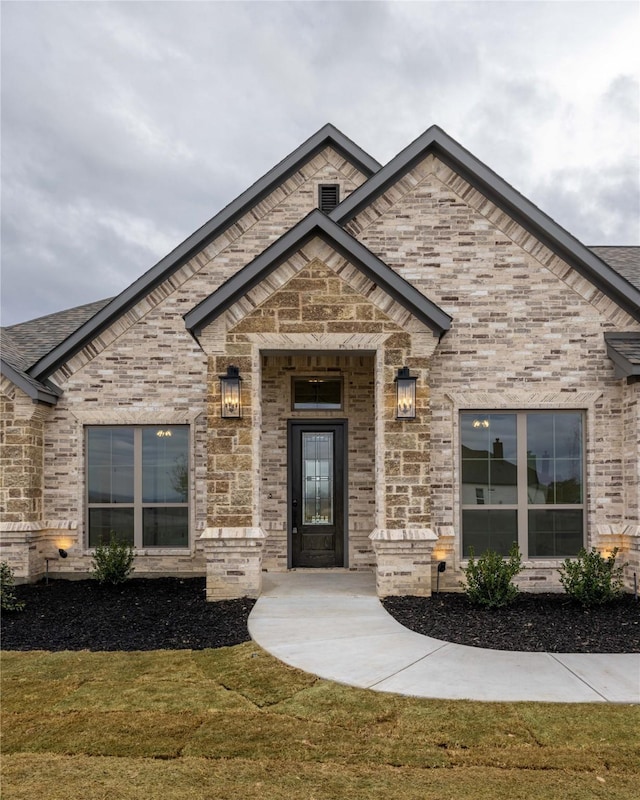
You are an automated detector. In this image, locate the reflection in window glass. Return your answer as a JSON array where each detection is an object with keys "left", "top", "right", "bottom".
[
  {"left": 462, "top": 510, "right": 517, "bottom": 556},
  {"left": 461, "top": 414, "right": 517, "bottom": 505},
  {"left": 528, "top": 509, "right": 583, "bottom": 557},
  {"left": 461, "top": 412, "right": 584, "bottom": 559},
  {"left": 293, "top": 379, "right": 342, "bottom": 410},
  {"left": 88, "top": 508, "right": 135, "bottom": 547},
  {"left": 142, "top": 427, "right": 189, "bottom": 503},
  {"left": 87, "top": 428, "right": 134, "bottom": 504},
  {"left": 87, "top": 426, "right": 189, "bottom": 549},
  {"left": 143, "top": 507, "right": 189, "bottom": 547},
  {"left": 527, "top": 413, "right": 582, "bottom": 505}
]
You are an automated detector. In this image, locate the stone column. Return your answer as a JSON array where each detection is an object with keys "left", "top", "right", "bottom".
[
  {"left": 0, "top": 388, "right": 49, "bottom": 581},
  {"left": 202, "top": 352, "right": 266, "bottom": 600},
  {"left": 371, "top": 333, "right": 440, "bottom": 596},
  {"left": 0, "top": 390, "right": 46, "bottom": 524},
  {"left": 369, "top": 528, "right": 438, "bottom": 597},
  {"left": 200, "top": 527, "right": 266, "bottom": 600}
]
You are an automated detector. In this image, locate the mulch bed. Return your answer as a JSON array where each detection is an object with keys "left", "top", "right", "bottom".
[
  {"left": 383, "top": 591, "right": 640, "bottom": 653},
  {"left": 2, "top": 578, "right": 639, "bottom": 653},
  {"left": 1, "top": 578, "right": 255, "bottom": 652}
]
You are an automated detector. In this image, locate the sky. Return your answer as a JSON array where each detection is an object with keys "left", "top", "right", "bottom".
[{"left": 1, "top": 0, "right": 639, "bottom": 327}]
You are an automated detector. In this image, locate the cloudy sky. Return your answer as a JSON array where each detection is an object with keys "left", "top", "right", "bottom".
[{"left": 1, "top": 0, "right": 638, "bottom": 327}]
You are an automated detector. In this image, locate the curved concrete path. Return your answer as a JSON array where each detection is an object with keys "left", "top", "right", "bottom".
[{"left": 248, "top": 571, "right": 640, "bottom": 703}]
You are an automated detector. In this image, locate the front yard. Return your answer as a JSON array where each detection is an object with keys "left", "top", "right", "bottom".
[{"left": 2, "top": 643, "right": 639, "bottom": 799}]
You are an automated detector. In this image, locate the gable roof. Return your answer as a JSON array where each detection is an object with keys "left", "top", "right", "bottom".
[
  {"left": 5, "top": 124, "right": 639, "bottom": 399},
  {"left": 590, "top": 246, "right": 640, "bottom": 292},
  {"left": 1, "top": 298, "right": 112, "bottom": 405},
  {"left": 184, "top": 209, "right": 452, "bottom": 337},
  {"left": 28, "top": 125, "right": 380, "bottom": 382},
  {"left": 604, "top": 332, "right": 640, "bottom": 378},
  {"left": 330, "top": 126, "right": 640, "bottom": 323},
  {"left": 4, "top": 298, "right": 113, "bottom": 367}
]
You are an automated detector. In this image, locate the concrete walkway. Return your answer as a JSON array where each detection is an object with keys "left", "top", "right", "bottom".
[{"left": 248, "top": 571, "right": 640, "bottom": 703}]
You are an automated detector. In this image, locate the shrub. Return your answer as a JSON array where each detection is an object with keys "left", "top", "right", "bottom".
[
  {"left": 91, "top": 534, "right": 135, "bottom": 585},
  {"left": 559, "top": 547, "right": 626, "bottom": 606},
  {"left": 0, "top": 561, "right": 25, "bottom": 612},
  {"left": 461, "top": 543, "right": 522, "bottom": 608}
]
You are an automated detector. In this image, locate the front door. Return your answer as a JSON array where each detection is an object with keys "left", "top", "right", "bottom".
[{"left": 289, "top": 421, "right": 345, "bottom": 567}]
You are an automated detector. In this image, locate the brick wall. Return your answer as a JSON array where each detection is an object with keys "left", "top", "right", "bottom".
[
  {"left": 348, "top": 153, "right": 640, "bottom": 590},
  {"left": 8, "top": 149, "right": 367, "bottom": 579}
]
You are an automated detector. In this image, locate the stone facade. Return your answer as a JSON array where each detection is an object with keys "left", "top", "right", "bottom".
[{"left": 2, "top": 127, "right": 638, "bottom": 598}]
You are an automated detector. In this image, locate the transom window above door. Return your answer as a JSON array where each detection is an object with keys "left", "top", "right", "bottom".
[
  {"left": 460, "top": 411, "right": 584, "bottom": 559},
  {"left": 292, "top": 378, "right": 342, "bottom": 410}
]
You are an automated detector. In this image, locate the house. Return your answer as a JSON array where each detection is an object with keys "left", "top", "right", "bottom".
[{"left": 1, "top": 124, "right": 639, "bottom": 600}]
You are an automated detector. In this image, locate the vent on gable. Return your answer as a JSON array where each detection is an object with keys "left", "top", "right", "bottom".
[{"left": 319, "top": 184, "right": 340, "bottom": 214}]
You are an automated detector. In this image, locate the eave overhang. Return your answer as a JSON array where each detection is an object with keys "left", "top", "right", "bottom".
[
  {"left": 29, "top": 125, "right": 381, "bottom": 382},
  {"left": 1, "top": 358, "right": 62, "bottom": 405},
  {"left": 331, "top": 126, "right": 640, "bottom": 323},
  {"left": 184, "top": 209, "right": 452, "bottom": 337},
  {"left": 604, "top": 332, "right": 640, "bottom": 379}
]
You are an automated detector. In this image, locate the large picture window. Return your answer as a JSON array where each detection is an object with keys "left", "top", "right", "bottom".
[
  {"left": 87, "top": 426, "right": 189, "bottom": 548},
  {"left": 461, "top": 412, "right": 584, "bottom": 558}
]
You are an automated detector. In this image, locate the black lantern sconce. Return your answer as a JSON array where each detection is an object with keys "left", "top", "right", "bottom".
[
  {"left": 220, "top": 365, "right": 242, "bottom": 419},
  {"left": 395, "top": 367, "right": 417, "bottom": 420}
]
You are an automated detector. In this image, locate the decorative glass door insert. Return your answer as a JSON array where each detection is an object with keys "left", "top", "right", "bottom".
[{"left": 302, "top": 432, "right": 334, "bottom": 525}]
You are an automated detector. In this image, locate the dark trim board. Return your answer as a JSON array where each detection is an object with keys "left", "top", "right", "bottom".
[
  {"left": 331, "top": 126, "right": 640, "bottom": 323},
  {"left": 185, "top": 210, "right": 452, "bottom": 336},
  {"left": 29, "top": 125, "right": 380, "bottom": 381}
]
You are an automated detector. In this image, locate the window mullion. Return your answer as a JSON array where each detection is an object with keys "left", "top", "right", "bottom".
[
  {"left": 134, "top": 427, "right": 143, "bottom": 549},
  {"left": 516, "top": 413, "right": 528, "bottom": 557}
]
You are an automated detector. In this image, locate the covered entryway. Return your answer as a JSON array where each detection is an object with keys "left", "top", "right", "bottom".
[{"left": 289, "top": 421, "right": 346, "bottom": 567}]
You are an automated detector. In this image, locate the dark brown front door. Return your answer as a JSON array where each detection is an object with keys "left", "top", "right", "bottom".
[{"left": 289, "top": 421, "right": 345, "bottom": 567}]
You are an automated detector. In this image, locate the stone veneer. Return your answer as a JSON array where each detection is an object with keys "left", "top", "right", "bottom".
[
  {"left": 3, "top": 143, "right": 639, "bottom": 597},
  {"left": 1, "top": 148, "right": 369, "bottom": 584},
  {"left": 347, "top": 153, "right": 640, "bottom": 593},
  {"left": 260, "top": 352, "right": 376, "bottom": 571}
]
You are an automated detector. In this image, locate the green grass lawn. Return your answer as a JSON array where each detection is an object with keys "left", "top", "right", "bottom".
[{"left": 2, "top": 643, "right": 639, "bottom": 799}]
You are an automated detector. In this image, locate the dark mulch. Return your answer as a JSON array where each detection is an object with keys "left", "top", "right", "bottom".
[
  {"left": 383, "top": 591, "right": 640, "bottom": 653},
  {"left": 1, "top": 578, "right": 255, "bottom": 652},
  {"left": 3, "top": 579, "right": 639, "bottom": 654}
]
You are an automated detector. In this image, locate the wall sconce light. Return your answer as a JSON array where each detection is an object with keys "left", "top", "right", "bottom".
[
  {"left": 395, "top": 367, "right": 416, "bottom": 420},
  {"left": 436, "top": 560, "right": 446, "bottom": 593},
  {"left": 220, "top": 365, "right": 242, "bottom": 418},
  {"left": 472, "top": 417, "right": 490, "bottom": 429}
]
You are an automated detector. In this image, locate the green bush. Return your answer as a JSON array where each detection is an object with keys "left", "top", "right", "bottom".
[
  {"left": 0, "top": 561, "right": 25, "bottom": 612},
  {"left": 91, "top": 534, "right": 135, "bottom": 585},
  {"left": 558, "top": 547, "right": 626, "bottom": 606},
  {"left": 461, "top": 543, "right": 522, "bottom": 608}
]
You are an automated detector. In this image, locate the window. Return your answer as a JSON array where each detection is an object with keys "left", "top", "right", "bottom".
[
  {"left": 87, "top": 426, "right": 189, "bottom": 548},
  {"left": 319, "top": 184, "right": 340, "bottom": 213},
  {"left": 461, "top": 412, "right": 584, "bottom": 558},
  {"left": 293, "top": 378, "right": 342, "bottom": 410}
]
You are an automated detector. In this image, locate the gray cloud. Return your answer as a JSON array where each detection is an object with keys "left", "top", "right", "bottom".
[{"left": 2, "top": 1, "right": 638, "bottom": 326}]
